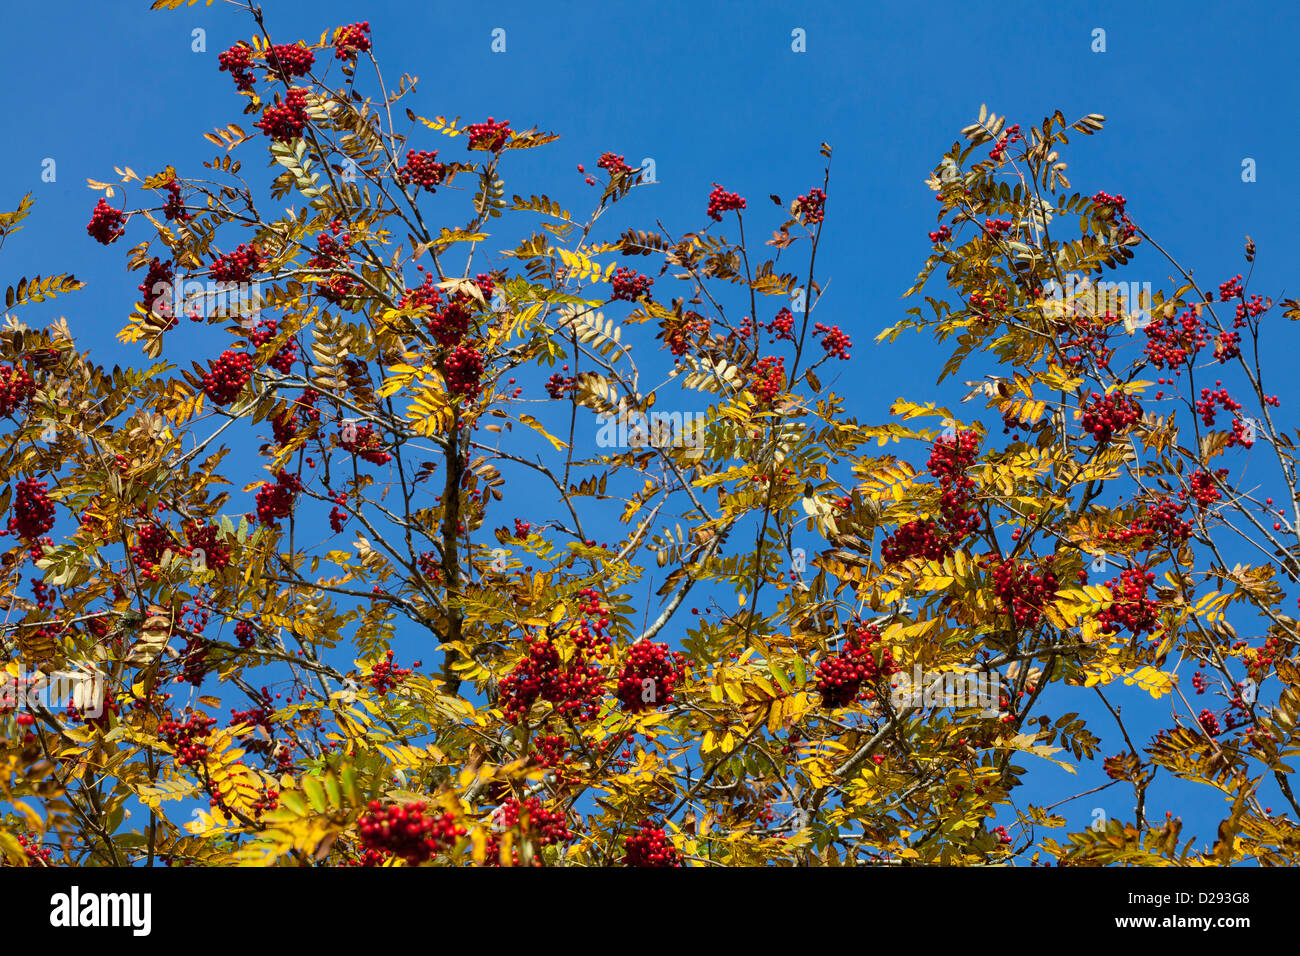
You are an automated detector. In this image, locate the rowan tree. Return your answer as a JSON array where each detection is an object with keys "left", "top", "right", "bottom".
[{"left": 1, "top": 3, "right": 1298, "bottom": 867}]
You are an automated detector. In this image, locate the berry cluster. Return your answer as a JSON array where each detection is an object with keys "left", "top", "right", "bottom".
[
  {"left": 813, "top": 322, "right": 851, "bottom": 360},
  {"left": 663, "top": 311, "right": 710, "bottom": 357},
  {"left": 255, "top": 470, "right": 302, "bottom": 526},
  {"left": 597, "top": 152, "right": 633, "bottom": 175},
  {"left": 1096, "top": 566, "right": 1160, "bottom": 637},
  {"left": 1184, "top": 468, "right": 1228, "bottom": 510},
  {"left": 545, "top": 370, "right": 576, "bottom": 399},
  {"left": 306, "top": 223, "right": 358, "bottom": 303},
  {"left": 497, "top": 633, "right": 604, "bottom": 723},
  {"left": 988, "top": 124, "right": 1022, "bottom": 162},
  {"left": 340, "top": 423, "right": 392, "bottom": 465},
  {"left": 514, "top": 519, "right": 532, "bottom": 538},
  {"left": 218, "top": 44, "right": 256, "bottom": 90},
  {"left": 202, "top": 350, "right": 254, "bottom": 405},
  {"left": 1104, "top": 496, "right": 1193, "bottom": 548},
  {"left": 982, "top": 218, "right": 1014, "bottom": 239},
  {"left": 159, "top": 713, "right": 217, "bottom": 767},
  {"left": 1198, "top": 709, "right": 1221, "bottom": 737},
  {"left": 6, "top": 479, "right": 55, "bottom": 541},
  {"left": 750, "top": 356, "right": 785, "bottom": 404},
  {"left": 249, "top": 318, "right": 298, "bottom": 374},
  {"left": 368, "top": 650, "right": 412, "bottom": 694},
  {"left": 184, "top": 519, "right": 231, "bottom": 571},
  {"left": 616, "top": 641, "right": 686, "bottom": 713},
  {"left": 333, "top": 22, "right": 371, "bottom": 60},
  {"left": 443, "top": 345, "right": 485, "bottom": 398},
  {"left": 766, "top": 308, "right": 796, "bottom": 342},
  {"left": 358, "top": 800, "right": 464, "bottom": 865},
  {"left": 1218, "top": 275, "right": 1244, "bottom": 301},
  {"left": 264, "top": 44, "right": 315, "bottom": 78},
  {"left": 1144, "top": 307, "right": 1210, "bottom": 372},
  {"left": 464, "top": 117, "right": 512, "bottom": 151},
  {"left": 929, "top": 225, "right": 952, "bottom": 244},
  {"left": 234, "top": 621, "right": 256, "bottom": 648},
  {"left": 162, "top": 179, "right": 189, "bottom": 221},
  {"left": 1080, "top": 391, "right": 1141, "bottom": 444},
  {"left": 486, "top": 796, "right": 573, "bottom": 865},
  {"left": 209, "top": 244, "right": 265, "bottom": 285},
  {"left": 396, "top": 149, "right": 446, "bottom": 192},
  {"left": 1194, "top": 383, "right": 1242, "bottom": 430},
  {"left": 139, "top": 258, "right": 176, "bottom": 325},
  {"left": 1092, "top": 191, "right": 1136, "bottom": 239},
  {"left": 815, "top": 623, "right": 896, "bottom": 709},
  {"left": 0, "top": 364, "right": 35, "bottom": 417},
  {"left": 623, "top": 821, "right": 681, "bottom": 867},
  {"left": 795, "top": 187, "right": 827, "bottom": 224},
  {"left": 990, "top": 556, "right": 1059, "bottom": 629},
  {"left": 610, "top": 266, "right": 653, "bottom": 301},
  {"left": 128, "top": 521, "right": 179, "bottom": 581},
  {"left": 881, "top": 430, "right": 981, "bottom": 563},
  {"left": 706, "top": 183, "right": 746, "bottom": 222},
  {"left": 255, "top": 88, "right": 309, "bottom": 142},
  {"left": 86, "top": 199, "right": 126, "bottom": 245},
  {"left": 1058, "top": 313, "right": 1117, "bottom": 370}
]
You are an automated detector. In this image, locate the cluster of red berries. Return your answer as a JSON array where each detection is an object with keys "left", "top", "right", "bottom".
[
  {"left": 443, "top": 345, "right": 485, "bottom": 398},
  {"left": 209, "top": 244, "right": 264, "bottom": 285},
  {"left": 1234, "top": 294, "right": 1267, "bottom": 325},
  {"left": 623, "top": 821, "right": 681, "bottom": 866},
  {"left": 929, "top": 225, "right": 952, "bottom": 244},
  {"left": 706, "top": 183, "right": 746, "bottom": 222},
  {"left": 255, "top": 469, "right": 302, "bottom": 526},
  {"left": 265, "top": 44, "right": 314, "bottom": 78},
  {"left": 486, "top": 796, "right": 573, "bottom": 865},
  {"left": 514, "top": 519, "right": 532, "bottom": 538},
  {"left": 202, "top": 350, "right": 254, "bottom": 405},
  {"left": 882, "top": 430, "right": 981, "bottom": 563},
  {"left": 139, "top": 258, "right": 176, "bottom": 324},
  {"left": 1144, "top": 307, "right": 1210, "bottom": 372},
  {"left": 989, "top": 556, "right": 1059, "bottom": 629},
  {"left": 1092, "top": 191, "right": 1136, "bottom": 239},
  {"left": 610, "top": 266, "right": 653, "bottom": 302},
  {"left": 1183, "top": 469, "right": 1228, "bottom": 509},
  {"left": 1106, "top": 496, "right": 1193, "bottom": 548},
  {"left": 1080, "top": 391, "right": 1141, "bottom": 444},
  {"left": 86, "top": 199, "right": 125, "bottom": 245},
  {"left": 218, "top": 44, "right": 256, "bottom": 90},
  {"left": 988, "top": 124, "right": 1022, "bottom": 162},
  {"left": 159, "top": 713, "right": 218, "bottom": 767},
  {"left": 333, "top": 22, "right": 371, "bottom": 60},
  {"left": 162, "top": 179, "right": 189, "bottom": 221},
  {"left": 1194, "top": 383, "right": 1242, "bottom": 430},
  {"left": 616, "top": 641, "right": 686, "bottom": 713},
  {"left": 664, "top": 311, "right": 710, "bottom": 357},
  {"left": 982, "top": 218, "right": 1014, "bottom": 239},
  {"left": 1214, "top": 330, "right": 1242, "bottom": 363},
  {"left": 271, "top": 389, "right": 321, "bottom": 446},
  {"left": 184, "top": 519, "right": 232, "bottom": 571},
  {"left": 815, "top": 623, "right": 897, "bottom": 709},
  {"left": 464, "top": 117, "right": 512, "bottom": 151},
  {"left": 597, "top": 152, "right": 633, "bottom": 176},
  {"left": 1218, "top": 275, "right": 1244, "bottom": 301},
  {"left": 234, "top": 621, "right": 256, "bottom": 648},
  {"left": 497, "top": 633, "right": 604, "bottom": 723},
  {"left": 255, "top": 88, "right": 309, "bottom": 142},
  {"left": 750, "top": 356, "right": 785, "bottom": 404},
  {"left": 1097, "top": 566, "right": 1160, "bottom": 637},
  {"left": 1198, "top": 709, "right": 1221, "bottom": 737},
  {"left": 813, "top": 322, "right": 851, "bottom": 360},
  {"left": 765, "top": 308, "right": 796, "bottom": 342},
  {"left": 0, "top": 364, "right": 35, "bottom": 417},
  {"left": 248, "top": 318, "right": 298, "bottom": 373},
  {"left": 340, "top": 423, "right": 391, "bottom": 465},
  {"left": 969, "top": 286, "right": 1009, "bottom": 321},
  {"left": 367, "top": 650, "right": 413, "bottom": 694},
  {"left": 795, "top": 187, "right": 826, "bottom": 224},
  {"left": 13, "top": 832, "right": 52, "bottom": 865},
  {"left": 6, "top": 479, "right": 55, "bottom": 541},
  {"left": 545, "top": 371, "right": 576, "bottom": 399},
  {"left": 128, "top": 521, "right": 178, "bottom": 581},
  {"left": 1058, "top": 313, "right": 1117, "bottom": 370},
  {"left": 306, "top": 222, "right": 357, "bottom": 302},
  {"left": 358, "top": 800, "right": 464, "bottom": 865},
  {"left": 568, "top": 588, "right": 614, "bottom": 659},
  {"left": 397, "top": 149, "right": 446, "bottom": 191}
]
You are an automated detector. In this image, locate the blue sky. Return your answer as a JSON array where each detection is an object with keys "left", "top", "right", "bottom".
[{"left": 4, "top": 0, "right": 1300, "bottom": 860}]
